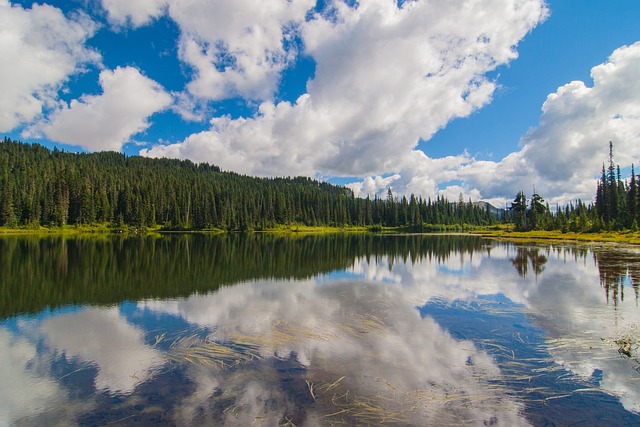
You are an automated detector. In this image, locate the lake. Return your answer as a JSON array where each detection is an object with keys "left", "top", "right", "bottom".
[{"left": 1, "top": 234, "right": 639, "bottom": 426}]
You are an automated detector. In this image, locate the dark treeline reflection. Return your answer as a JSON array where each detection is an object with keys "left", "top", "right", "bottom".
[
  {"left": 593, "top": 248, "right": 640, "bottom": 305},
  {"left": 509, "top": 243, "right": 640, "bottom": 305},
  {"left": 510, "top": 246, "right": 548, "bottom": 278},
  {"left": 1, "top": 233, "right": 489, "bottom": 318}
]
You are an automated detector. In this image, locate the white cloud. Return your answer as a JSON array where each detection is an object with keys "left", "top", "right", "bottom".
[
  {"left": 466, "top": 41, "right": 640, "bottom": 205},
  {"left": 8, "top": 0, "right": 638, "bottom": 206},
  {"left": 101, "top": 0, "right": 166, "bottom": 27},
  {"left": 102, "top": 1, "right": 640, "bottom": 206},
  {"left": 518, "top": 42, "right": 640, "bottom": 188},
  {"left": 174, "top": 0, "right": 315, "bottom": 101},
  {"left": 350, "top": 40, "right": 640, "bottom": 205},
  {"left": 102, "top": 0, "right": 316, "bottom": 101},
  {"left": 345, "top": 174, "right": 402, "bottom": 199},
  {"left": 142, "top": 0, "right": 548, "bottom": 181},
  {"left": 0, "top": 0, "right": 99, "bottom": 131},
  {"left": 38, "top": 66, "right": 172, "bottom": 152}
]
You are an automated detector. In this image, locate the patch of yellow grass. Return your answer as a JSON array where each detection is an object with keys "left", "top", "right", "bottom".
[{"left": 473, "top": 229, "right": 640, "bottom": 245}]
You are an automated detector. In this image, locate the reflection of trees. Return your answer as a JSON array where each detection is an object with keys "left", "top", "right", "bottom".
[
  {"left": 1, "top": 234, "right": 491, "bottom": 318},
  {"left": 507, "top": 243, "right": 640, "bottom": 306},
  {"left": 510, "top": 246, "right": 548, "bottom": 278},
  {"left": 593, "top": 249, "right": 640, "bottom": 306},
  {"left": 5, "top": 234, "right": 639, "bottom": 317}
]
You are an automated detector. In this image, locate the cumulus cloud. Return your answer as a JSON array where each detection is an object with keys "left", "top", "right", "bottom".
[
  {"left": 469, "top": 41, "right": 640, "bottom": 204},
  {"left": 0, "top": 0, "right": 99, "bottom": 131},
  {"left": 7, "top": 0, "right": 638, "bottom": 206},
  {"left": 101, "top": 0, "right": 166, "bottom": 27},
  {"left": 174, "top": 0, "right": 315, "bottom": 101},
  {"left": 350, "top": 40, "right": 640, "bottom": 205},
  {"left": 141, "top": 0, "right": 548, "bottom": 179},
  {"left": 101, "top": 0, "right": 315, "bottom": 100},
  {"left": 96, "top": 1, "right": 640, "bottom": 205},
  {"left": 517, "top": 42, "right": 640, "bottom": 190},
  {"left": 37, "top": 66, "right": 172, "bottom": 152}
]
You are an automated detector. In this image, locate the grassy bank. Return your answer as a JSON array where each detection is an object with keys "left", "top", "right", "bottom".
[
  {"left": 2, "top": 223, "right": 640, "bottom": 245},
  {"left": 472, "top": 225, "right": 640, "bottom": 245},
  {"left": 261, "top": 225, "right": 371, "bottom": 234},
  {"left": 0, "top": 223, "right": 164, "bottom": 236},
  {"left": 0, "top": 223, "right": 370, "bottom": 236}
]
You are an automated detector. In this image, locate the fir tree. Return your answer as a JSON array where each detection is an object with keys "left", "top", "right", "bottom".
[{"left": 510, "top": 191, "right": 528, "bottom": 231}]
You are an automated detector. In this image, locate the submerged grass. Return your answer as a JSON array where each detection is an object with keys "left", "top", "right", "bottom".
[
  {"left": 165, "top": 332, "right": 262, "bottom": 369},
  {"left": 161, "top": 297, "right": 638, "bottom": 425},
  {"left": 301, "top": 372, "right": 548, "bottom": 426},
  {"left": 166, "top": 312, "right": 386, "bottom": 369}
]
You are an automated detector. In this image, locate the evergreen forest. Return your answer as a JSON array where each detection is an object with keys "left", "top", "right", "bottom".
[
  {"left": 507, "top": 142, "right": 639, "bottom": 233},
  {"left": 1, "top": 138, "right": 637, "bottom": 233},
  {"left": 0, "top": 138, "right": 494, "bottom": 231}
]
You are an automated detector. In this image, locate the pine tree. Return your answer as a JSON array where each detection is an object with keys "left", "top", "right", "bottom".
[
  {"left": 510, "top": 191, "right": 527, "bottom": 231},
  {"left": 595, "top": 164, "right": 607, "bottom": 221},
  {"left": 606, "top": 141, "right": 618, "bottom": 226},
  {"left": 528, "top": 191, "right": 546, "bottom": 230},
  {"left": 628, "top": 164, "right": 638, "bottom": 229},
  {"left": 0, "top": 176, "right": 16, "bottom": 226}
]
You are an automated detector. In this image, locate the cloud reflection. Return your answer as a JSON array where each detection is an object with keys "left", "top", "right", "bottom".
[
  {"left": 0, "top": 328, "right": 84, "bottom": 426},
  {"left": 2, "top": 238, "right": 639, "bottom": 425},
  {"left": 40, "top": 307, "right": 164, "bottom": 394},
  {"left": 525, "top": 265, "right": 640, "bottom": 413},
  {"left": 143, "top": 279, "right": 531, "bottom": 425},
  {"left": 351, "top": 244, "right": 640, "bottom": 414}
]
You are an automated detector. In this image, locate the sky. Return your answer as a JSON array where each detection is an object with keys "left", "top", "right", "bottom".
[{"left": 1, "top": 0, "right": 640, "bottom": 207}]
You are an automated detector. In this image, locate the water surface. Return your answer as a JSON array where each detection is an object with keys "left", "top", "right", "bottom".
[{"left": 1, "top": 234, "right": 639, "bottom": 426}]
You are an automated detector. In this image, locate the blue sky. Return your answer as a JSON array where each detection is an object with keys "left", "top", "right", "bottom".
[
  {"left": 1, "top": 0, "right": 640, "bottom": 206},
  {"left": 425, "top": 0, "right": 640, "bottom": 160}
]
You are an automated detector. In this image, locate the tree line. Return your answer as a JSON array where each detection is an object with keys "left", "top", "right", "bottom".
[
  {"left": 0, "top": 138, "right": 495, "bottom": 230},
  {"left": 508, "top": 141, "right": 638, "bottom": 232},
  {"left": 595, "top": 141, "right": 639, "bottom": 230}
]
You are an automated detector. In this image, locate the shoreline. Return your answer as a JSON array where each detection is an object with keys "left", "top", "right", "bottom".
[
  {"left": 470, "top": 228, "right": 640, "bottom": 246},
  {"left": 1, "top": 224, "right": 639, "bottom": 245}
]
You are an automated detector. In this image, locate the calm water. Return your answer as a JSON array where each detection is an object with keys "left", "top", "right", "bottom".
[{"left": 1, "top": 234, "right": 639, "bottom": 426}]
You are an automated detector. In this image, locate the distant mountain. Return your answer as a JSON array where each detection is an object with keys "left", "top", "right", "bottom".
[{"left": 473, "top": 201, "right": 504, "bottom": 219}]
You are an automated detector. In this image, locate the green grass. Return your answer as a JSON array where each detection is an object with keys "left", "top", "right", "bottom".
[
  {"left": 2, "top": 222, "right": 639, "bottom": 245},
  {"left": 0, "top": 223, "right": 158, "bottom": 236},
  {"left": 472, "top": 226, "right": 640, "bottom": 245},
  {"left": 260, "top": 224, "right": 371, "bottom": 234}
]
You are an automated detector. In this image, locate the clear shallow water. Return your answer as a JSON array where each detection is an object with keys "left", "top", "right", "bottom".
[{"left": 1, "top": 234, "right": 639, "bottom": 426}]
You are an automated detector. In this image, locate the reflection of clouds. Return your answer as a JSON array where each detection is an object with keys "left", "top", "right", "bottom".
[
  {"left": 2, "top": 239, "right": 638, "bottom": 424},
  {"left": 350, "top": 252, "right": 535, "bottom": 307},
  {"left": 355, "top": 244, "right": 640, "bottom": 415},
  {"left": 526, "top": 267, "right": 640, "bottom": 414},
  {"left": 143, "top": 280, "right": 531, "bottom": 426},
  {"left": 350, "top": 256, "right": 402, "bottom": 283},
  {"left": 0, "top": 328, "right": 66, "bottom": 426},
  {"left": 40, "top": 307, "right": 164, "bottom": 394}
]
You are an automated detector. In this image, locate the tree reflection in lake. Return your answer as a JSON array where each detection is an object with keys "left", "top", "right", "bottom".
[
  {"left": 510, "top": 245, "right": 548, "bottom": 279},
  {"left": 593, "top": 246, "right": 640, "bottom": 305},
  {"left": 0, "top": 234, "right": 490, "bottom": 318},
  {"left": 1, "top": 234, "right": 640, "bottom": 426}
]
